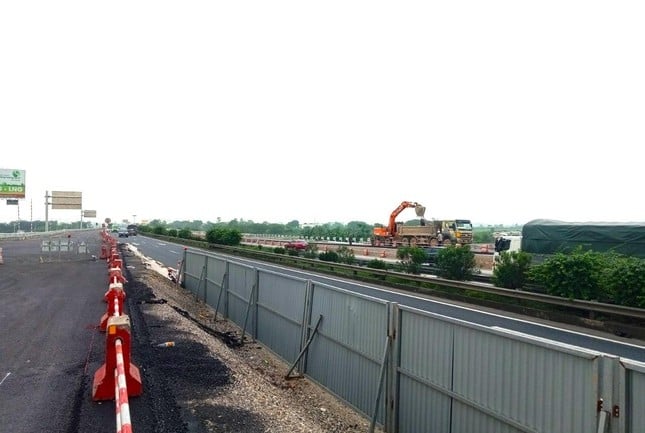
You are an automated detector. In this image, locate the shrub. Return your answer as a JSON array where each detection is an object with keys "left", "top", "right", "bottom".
[
  {"left": 528, "top": 248, "right": 605, "bottom": 300},
  {"left": 152, "top": 225, "right": 167, "bottom": 235},
  {"left": 436, "top": 245, "right": 476, "bottom": 281},
  {"left": 336, "top": 246, "right": 356, "bottom": 265},
  {"left": 177, "top": 228, "right": 193, "bottom": 239},
  {"left": 492, "top": 251, "right": 532, "bottom": 289},
  {"left": 366, "top": 259, "right": 387, "bottom": 270},
  {"left": 205, "top": 228, "right": 242, "bottom": 246},
  {"left": 303, "top": 244, "right": 319, "bottom": 259},
  {"left": 319, "top": 251, "right": 339, "bottom": 262},
  {"left": 396, "top": 246, "right": 426, "bottom": 274},
  {"left": 600, "top": 256, "right": 645, "bottom": 308}
]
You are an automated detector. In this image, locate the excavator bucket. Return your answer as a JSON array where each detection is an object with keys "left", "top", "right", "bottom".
[{"left": 415, "top": 205, "right": 426, "bottom": 217}]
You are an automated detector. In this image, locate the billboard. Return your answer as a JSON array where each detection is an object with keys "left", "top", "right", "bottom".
[
  {"left": 83, "top": 210, "right": 97, "bottom": 218},
  {"left": 51, "top": 191, "right": 82, "bottom": 210},
  {"left": 0, "top": 169, "right": 26, "bottom": 199}
]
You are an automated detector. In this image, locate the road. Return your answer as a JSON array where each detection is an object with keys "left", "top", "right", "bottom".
[
  {"left": 0, "top": 231, "right": 183, "bottom": 433},
  {"left": 130, "top": 235, "right": 645, "bottom": 362}
]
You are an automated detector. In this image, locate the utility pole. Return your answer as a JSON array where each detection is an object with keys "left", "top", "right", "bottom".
[{"left": 45, "top": 191, "right": 50, "bottom": 232}]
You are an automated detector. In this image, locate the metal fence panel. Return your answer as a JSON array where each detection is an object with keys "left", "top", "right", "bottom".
[
  {"left": 396, "top": 309, "right": 455, "bottom": 433},
  {"left": 305, "top": 282, "right": 389, "bottom": 420},
  {"left": 204, "top": 255, "right": 228, "bottom": 315},
  {"left": 183, "top": 250, "right": 206, "bottom": 297},
  {"left": 255, "top": 270, "right": 308, "bottom": 364},
  {"left": 625, "top": 360, "right": 645, "bottom": 433},
  {"left": 397, "top": 374, "right": 452, "bottom": 433},
  {"left": 226, "top": 261, "right": 257, "bottom": 333},
  {"left": 396, "top": 306, "right": 602, "bottom": 433},
  {"left": 451, "top": 401, "right": 524, "bottom": 433},
  {"left": 451, "top": 326, "right": 599, "bottom": 433}
]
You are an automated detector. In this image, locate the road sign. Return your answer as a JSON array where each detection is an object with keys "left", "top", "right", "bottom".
[
  {"left": 6, "top": 199, "right": 19, "bottom": 205},
  {"left": 83, "top": 210, "right": 97, "bottom": 218},
  {"left": 51, "top": 191, "right": 82, "bottom": 209}
]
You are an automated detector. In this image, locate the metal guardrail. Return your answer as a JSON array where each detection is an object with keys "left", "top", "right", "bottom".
[{"left": 0, "top": 228, "right": 97, "bottom": 240}]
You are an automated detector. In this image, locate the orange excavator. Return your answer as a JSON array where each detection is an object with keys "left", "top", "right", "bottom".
[{"left": 373, "top": 201, "right": 426, "bottom": 240}]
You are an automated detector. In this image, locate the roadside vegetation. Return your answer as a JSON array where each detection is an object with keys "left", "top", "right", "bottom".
[
  {"left": 493, "top": 248, "right": 645, "bottom": 308},
  {"left": 137, "top": 220, "right": 644, "bottom": 309}
]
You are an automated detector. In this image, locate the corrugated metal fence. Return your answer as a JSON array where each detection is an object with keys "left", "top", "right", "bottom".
[{"left": 181, "top": 249, "right": 645, "bottom": 433}]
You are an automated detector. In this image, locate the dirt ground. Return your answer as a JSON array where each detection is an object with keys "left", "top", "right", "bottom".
[{"left": 121, "top": 244, "right": 384, "bottom": 433}]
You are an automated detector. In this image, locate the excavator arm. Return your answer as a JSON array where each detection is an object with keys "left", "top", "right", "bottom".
[{"left": 375, "top": 201, "right": 426, "bottom": 237}]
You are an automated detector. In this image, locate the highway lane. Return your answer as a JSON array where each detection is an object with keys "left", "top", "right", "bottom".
[
  {"left": 128, "top": 235, "right": 645, "bottom": 363},
  {"left": 0, "top": 231, "right": 140, "bottom": 433},
  {"left": 0, "top": 231, "right": 192, "bottom": 433}
]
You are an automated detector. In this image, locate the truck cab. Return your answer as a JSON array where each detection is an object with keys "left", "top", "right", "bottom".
[{"left": 493, "top": 235, "right": 522, "bottom": 256}]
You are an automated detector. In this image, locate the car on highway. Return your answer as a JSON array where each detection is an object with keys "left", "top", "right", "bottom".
[
  {"left": 118, "top": 228, "right": 129, "bottom": 238},
  {"left": 283, "top": 240, "right": 309, "bottom": 250}
]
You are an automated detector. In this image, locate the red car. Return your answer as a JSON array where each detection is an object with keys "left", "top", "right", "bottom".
[{"left": 284, "top": 240, "right": 309, "bottom": 250}]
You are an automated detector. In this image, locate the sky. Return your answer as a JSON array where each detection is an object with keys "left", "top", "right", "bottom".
[{"left": 1, "top": 1, "right": 643, "bottom": 228}]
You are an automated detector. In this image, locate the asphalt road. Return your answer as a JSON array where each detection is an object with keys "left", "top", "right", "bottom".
[{"left": 0, "top": 231, "right": 182, "bottom": 433}]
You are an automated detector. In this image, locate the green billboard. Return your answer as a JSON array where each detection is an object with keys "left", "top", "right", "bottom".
[{"left": 0, "top": 169, "right": 26, "bottom": 199}]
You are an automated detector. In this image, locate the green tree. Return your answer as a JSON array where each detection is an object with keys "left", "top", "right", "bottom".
[
  {"left": 528, "top": 248, "right": 605, "bottom": 300},
  {"left": 601, "top": 256, "right": 645, "bottom": 308},
  {"left": 492, "top": 250, "right": 532, "bottom": 289},
  {"left": 319, "top": 251, "right": 339, "bottom": 262},
  {"left": 396, "top": 246, "right": 426, "bottom": 274},
  {"left": 178, "top": 228, "right": 193, "bottom": 239},
  {"left": 152, "top": 225, "right": 167, "bottom": 235},
  {"left": 436, "top": 245, "right": 476, "bottom": 281},
  {"left": 205, "top": 227, "right": 242, "bottom": 246},
  {"left": 366, "top": 259, "right": 388, "bottom": 269}
]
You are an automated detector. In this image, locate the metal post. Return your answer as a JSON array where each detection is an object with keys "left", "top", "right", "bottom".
[
  {"left": 369, "top": 335, "right": 391, "bottom": 433},
  {"left": 44, "top": 191, "right": 49, "bottom": 232}
]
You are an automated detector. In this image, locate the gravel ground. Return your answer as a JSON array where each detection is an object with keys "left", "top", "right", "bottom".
[{"left": 121, "top": 244, "right": 383, "bottom": 433}]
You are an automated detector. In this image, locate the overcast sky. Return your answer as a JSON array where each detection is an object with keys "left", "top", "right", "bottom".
[{"left": 1, "top": 2, "right": 643, "bottom": 227}]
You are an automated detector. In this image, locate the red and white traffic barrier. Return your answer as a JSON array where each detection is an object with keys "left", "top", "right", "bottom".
[
  {"left": 93, "top": 315, "right": 142, "bottom": 401},
  {"left": 0, "top": 247, "right": 3, "bottom": 265},
  {"left": 100, "top": 282, "right": 125, "bottom": 331},
  {"left": 115, "top": 340, "right": 133, "bottom": 433}
]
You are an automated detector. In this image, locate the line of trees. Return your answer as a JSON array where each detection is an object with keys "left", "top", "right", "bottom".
[
  {"left": 1, "top": 216, "right": 517, "bottom": 245},
  {"left": 0, "top": 220, "right": 96, "bottom": 233},
  {"left": 138, "top": 218, "right": 512, "bottom": 244}
]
